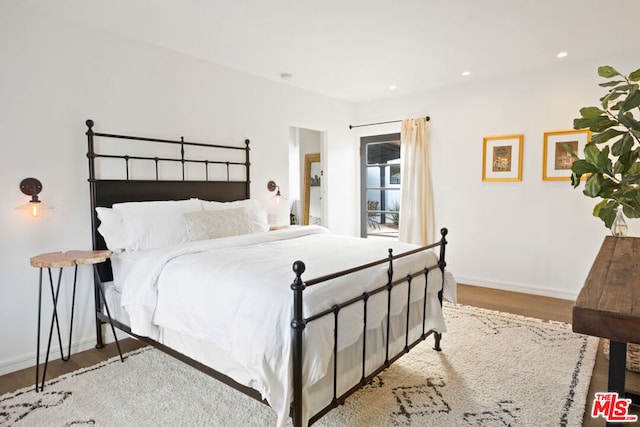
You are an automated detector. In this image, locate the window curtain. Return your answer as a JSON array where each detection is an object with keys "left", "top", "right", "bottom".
[{"left": 399, "top": 117, "right": 434, "bottom": 245}]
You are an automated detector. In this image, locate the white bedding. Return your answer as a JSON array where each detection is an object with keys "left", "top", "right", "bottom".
[{"left": 117, "top": 225, "right": 455, "bottom": 426}]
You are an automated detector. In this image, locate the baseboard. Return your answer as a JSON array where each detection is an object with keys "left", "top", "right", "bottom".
[
  {"left": 0, "top": 328, "right": 128, "bottom": 377},
  {"left": 455, "top": 275, "right": 578, "bottom": 301}
]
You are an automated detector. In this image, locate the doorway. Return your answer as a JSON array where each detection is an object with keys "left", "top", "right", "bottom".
[{"left": 289, "top": 127, "right": 325, "bottom": 226}]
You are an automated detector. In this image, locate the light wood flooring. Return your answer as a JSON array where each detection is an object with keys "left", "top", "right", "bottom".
[{"left": 1, "top": 283, "right": 638, "bottom": 426}]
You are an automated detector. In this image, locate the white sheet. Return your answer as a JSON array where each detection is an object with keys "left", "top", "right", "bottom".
[{"left": 118, "top": 225, "right": 455, "bottom": 426}]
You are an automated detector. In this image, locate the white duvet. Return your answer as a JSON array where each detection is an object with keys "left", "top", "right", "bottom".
[{"left": 119, "top": 225, "right": 455, "bottom": 426}]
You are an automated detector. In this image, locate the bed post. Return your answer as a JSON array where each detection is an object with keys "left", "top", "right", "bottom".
[
  {"left": 86, "top": 119, "right": 104, "bottom": 349},
  {"left": 291, "top": 261, "right": 306, "bottom": 427},
  {"left": 86, "top": 119, "right": 97, "bottom": 250},
  {"left": 438, "top": 228, "right": 448, "bottom": 276},
  {"left": 433, "top": 227, "right": 448, "bottom": 351},
  {"left": 244, "top": 139, "right": 251, "bottom": 198}
]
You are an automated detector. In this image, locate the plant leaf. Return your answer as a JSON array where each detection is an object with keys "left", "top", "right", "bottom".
[
  {"left": 601, "top": 91, "right": 625, "bottom": 109},
  {"left": 599, "top": 80, "right": 626, "bottom": 88},
  {"left": 594, "top": 200, "right": 618, "bottom": 228},
  {"left": 618, "top": 112, "right": 640, "bottom": 131},
  {"left": 584, "top": 173, "right": 603, "bottom": 197},
  {"left": 574, "top": 116, "right": 617, "bottom": 132},
  {"left": 627, "top": 161, "right": 640, "bottom": 176},
  {"left": 579, "top": 106, "right": 604, "bottom": 119},
  {"left": 630, "top": 68, "right": 640, "bottom": 82},
  {"left": 593, "top": 199, "right": 613, "bottom": 216},
  {"left": 564, "top": 142, "right": 579, "bottom": 159},
  {"left": 610, "top": 84, "right": 637, "bottom": 92},
  {"left": 592, "top": 129, "right": 626, "bottom": 145},
  {"left": 622, "top": 204, "right": 639, "bottom": 219},
  {"left": 598, "top": 66, "right": 621, "bottom": 78},
  {"left": 571, "top": 159, "right": 598, "bottom": 176},
  {"left": 597, "top": 145, "right": 613, "bottom": 174},
  {"left": 621, "top": 89, "right": 640, "bottom": 112},
  {"left": 571, "top": 172, "right": 583, "bottom": 187},
  {"left": 611, "top": 133, "right": 633, "bottom": 156},
  {"left": 583, "top": 142, "right": 600, "bottom": 165},
  {"left": 597, "top": 177, "right": 618, "bottom": 199},
  {"left": 624, "top": 193, "right": 640, "bottom": 218}
]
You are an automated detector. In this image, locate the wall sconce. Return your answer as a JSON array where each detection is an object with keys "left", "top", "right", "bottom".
[
  {"left": 17, "top": 178, "right": 53, "bottom": 217},
  {"left": 267, "top": 180, "right": 282, "bottom": 203}
]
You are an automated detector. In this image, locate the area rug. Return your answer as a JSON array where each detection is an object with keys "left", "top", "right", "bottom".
[{"left": 0, "top": 303, "right": 598, "bottom": 426}]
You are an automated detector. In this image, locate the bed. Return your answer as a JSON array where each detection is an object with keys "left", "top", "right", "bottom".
[{"left": 86, "top": 119, "right": 456, "bottom": 427}]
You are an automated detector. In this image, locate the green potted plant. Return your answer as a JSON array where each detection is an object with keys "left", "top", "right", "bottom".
[{"left": 570, "top": 66, "right": 640, "bottom": 234}]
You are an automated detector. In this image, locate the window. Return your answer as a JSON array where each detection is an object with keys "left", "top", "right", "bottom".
[{"left": 360, "top": 133, "right": 401, "bottom": 238}]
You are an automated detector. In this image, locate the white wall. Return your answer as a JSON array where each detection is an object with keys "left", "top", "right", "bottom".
[
  {"left": 0, "top": 5, "right": 357, "bottom": 375},
  {"left": 3, "top": 2, "right": 637, "bottom": 378},
  {"left": 354, "top": 56, "right": 640, "bottom": 300}
]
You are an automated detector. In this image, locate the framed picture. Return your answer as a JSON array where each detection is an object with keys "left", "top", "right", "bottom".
[
  {"left": 482, "top": 134, "right": 524, "bottom": 182},
  {"left": 542, "top": 129, "right": 591, "bottom": 181}
]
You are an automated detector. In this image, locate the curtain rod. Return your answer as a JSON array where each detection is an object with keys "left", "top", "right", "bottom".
[{"left": 349, "top": 116, "right": 430, "bottom": 130}]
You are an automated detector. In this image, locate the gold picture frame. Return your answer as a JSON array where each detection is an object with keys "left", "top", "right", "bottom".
[
  {"left": 542, "top": 129, "right": 591, "bottom": 181},
  {"left": 482, "top": 134, "right": 524, "bottom": 182}
]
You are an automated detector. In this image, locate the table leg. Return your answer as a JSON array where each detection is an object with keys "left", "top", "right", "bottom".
[
  {"left": 35, "top": 268, "right": 43, "bottom": 392},
  {"left": 67, "top": 265, "right": 78, "bottom": 359},
  {"left": 38, "top": 267, "right": 75, "bottom": 391},
  {"left": 40, "top": 268, "right": 64, "bottom": 390},
  {"left": 610, "top": 341, "right": 640, "bottom": 407},
  {"left": 51, "top": 268, "right": 67, "bottom": 361},
  {"left": 609, "top": 341, "right": 627, "bottom": 395},
  {"left": 607, "top": 341, "right": 628, "bottom": 426}
]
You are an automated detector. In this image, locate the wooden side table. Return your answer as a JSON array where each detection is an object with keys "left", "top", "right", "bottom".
[
  {"left": 573, "top": 236, "right": 640, "bottom": 425},
  {"left": 30, "top": 250, "right": 123, "bottom": 392}
]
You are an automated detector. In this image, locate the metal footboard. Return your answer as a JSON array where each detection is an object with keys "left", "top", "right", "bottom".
[{"left": 290, "top": 228, "right": 448, "bottom": 426}]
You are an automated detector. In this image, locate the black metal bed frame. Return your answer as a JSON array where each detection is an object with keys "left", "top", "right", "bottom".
[{"left": 86, "top": 119, "right": 448, "bottom": 427}]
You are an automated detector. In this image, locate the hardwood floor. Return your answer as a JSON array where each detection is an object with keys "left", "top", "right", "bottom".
[
  {"left": 0, "top": 338, "right": 147, "bottom": 396},
  {"left": 1, "top": 283, "right": 637, "bottom": 426}
]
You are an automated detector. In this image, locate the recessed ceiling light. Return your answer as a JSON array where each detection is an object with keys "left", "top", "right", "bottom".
[
  {"left": 461, "top": 71, "right": 471, "bottom": 77},
  {"left": 389, "top": 85, "right": 397, "bottom": 90},
  {"left": 556, "top": 51, "right": 568, "bottom": 58},
  {"left": 279, "top": 72, "right": 293, "bottom": 80}
]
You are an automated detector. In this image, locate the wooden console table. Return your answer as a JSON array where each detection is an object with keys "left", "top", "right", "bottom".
[{"left": 573, "top": 236, "right": 640, "bottom": 423}]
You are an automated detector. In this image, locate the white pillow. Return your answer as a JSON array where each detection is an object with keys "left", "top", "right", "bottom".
[
  {"left": 112, "top": 199, "right": 203, "bottom": 251},
  {"left": 199, "top": 199, "right": 269, "bottom": 233},
  {"left": 184, "top": 208, "right": 253, "bottom": 241},
  {"left": 95, "top": 207, "right": 128, "bottom": 253}
]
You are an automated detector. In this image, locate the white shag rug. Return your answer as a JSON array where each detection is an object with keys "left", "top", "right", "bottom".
[{"left": 0, "top": 304, "right": 598, "bottom": 426}]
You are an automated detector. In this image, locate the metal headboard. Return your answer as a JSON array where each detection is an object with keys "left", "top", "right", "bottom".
[{"left": 86, "top": 119, "right": 251, "bottom": 281}]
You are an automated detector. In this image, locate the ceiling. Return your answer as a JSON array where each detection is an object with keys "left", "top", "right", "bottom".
[{"left": 20, "top": 0, "right": 640, "bottom": 103}]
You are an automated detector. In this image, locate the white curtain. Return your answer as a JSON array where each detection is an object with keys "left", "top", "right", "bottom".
[{"left": 399, "top": 117, "right": 434, "bottom": 245}]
